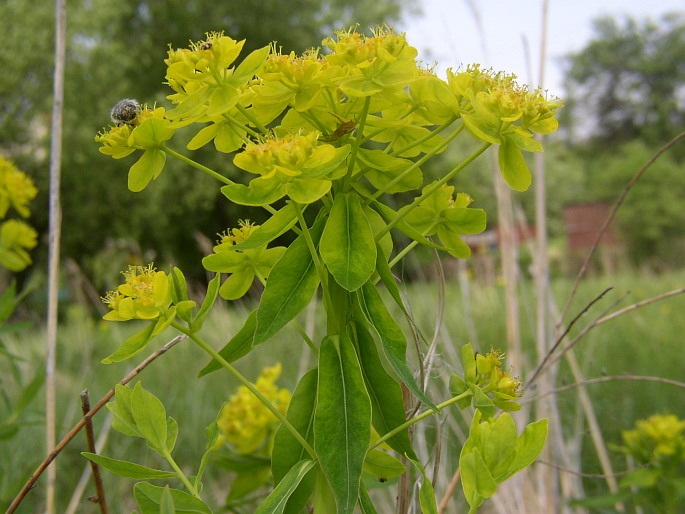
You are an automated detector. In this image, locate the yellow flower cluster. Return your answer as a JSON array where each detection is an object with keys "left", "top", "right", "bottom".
[
  {"left": 0, "top": 156, "right": 38, "bottom": 272},
  {"left": 102, "top": 264, "right": 172, "bottom": 321},
  {"left": 476, "top": 348, "right": 522, "bottom": 406},
  {"left": 622, "top": 414, "right": 685, "bottom": 464},
  {"left": 217, "top": 363, "right": 291, "bottom": 454},
  {"left": 218, "top": 219, "right": 259, "bottom": 247}
]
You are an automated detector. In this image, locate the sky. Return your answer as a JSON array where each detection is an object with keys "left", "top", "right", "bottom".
[{"left": 399, "top": 0, "right": 685, "bottom": 97}]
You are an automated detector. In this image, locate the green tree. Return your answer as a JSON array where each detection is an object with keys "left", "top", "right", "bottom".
[{"left": 562, "top": 13, "right": 685, "bottom": 148}]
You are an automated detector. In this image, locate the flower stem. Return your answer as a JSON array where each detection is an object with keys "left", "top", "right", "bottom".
[
  {"left": 371, "top": 391, "right": 472, "bottom": 450},
  {"left": 163, "top": 449, "right": 202, "bottom": 499},
  {"left": 342, "top": 96, "right": 371, "bottom": 190},
  {"left": 376, "top": 142, "right": 491, "bottom": 239},
  {"left": 292, "top": 202, "right": 333, "bottom": 316},
  {"left": 162, "top": 146, "right": 235, "bottom": 186},
  {"left": 171, "top": 321, "right": 317, "bottom": 459}
]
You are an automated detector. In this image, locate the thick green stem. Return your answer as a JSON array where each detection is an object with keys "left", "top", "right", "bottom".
[
  {"left": 162, "top": 146, "right": 235, "bottom": 186},
  {"left": 371, "top": 391, "right": 472, "bottom": 450},
  {"left": 342, "top": 96, "right": 371, "bottom": 190},
  {"left": 171, "top": 321, "right": 317, "bottom": 459}
]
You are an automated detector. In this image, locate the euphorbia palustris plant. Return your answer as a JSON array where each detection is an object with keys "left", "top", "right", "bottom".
[{"left": 92, "top": 27, "right": 560, "bottom": 513}]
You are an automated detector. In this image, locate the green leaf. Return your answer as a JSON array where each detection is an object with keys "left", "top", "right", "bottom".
[
  {"left": 221, "top": 177, "right": 284, "bottom": 206},
  {"left": 232, "top": 45, "right": 270, "bottom": 83},
  {"left": 190, "top": 273, "right": 221, "bottom": 332},
  {"left": 357, "top": 283, "right": 437, "bottom": 411},
  {"left": 408, "top": 458, "right": 438, "bottom": 514},
  {"left": 364, "top": 206, "right": 393, "bottom": 261},
  {"left": 166, "top": 417, "right": 178, "bottom": 453},
  {"left": 131, "top": 382, "right": 168, "bottom": 454},
  {"left": 108, "top": 384, "right": 140, "bottom": 438},
  {"left": 358, "top": 482, "right": 380, "bottom": 514},
  {"left": 357, "top": 149, "right": 422, "bottom": 193},
  {"left": 0, "top": 280, "right": 17, "bottom": 323},
  {"left": 374, "top": 202, "right": 450, "bottom": 253},
  {"left": 355, "top": 324, "right": 416, "bottom": 459},
  {"left": 272, "top": 370, "right": 318, "bottom": 513},
  {"left": 459, "top": 450, "right": 496, "bottom": 509},
  {"left": 160, "top": 485, "right": 176, "bottom": 514},
  {"left": 255, "top": 460, "right": 317, "bottom": 514},
  {"left": 134, "top": 482, "right": 211, "bottom": 514},
  {"left": 498, "top": 138, "right": 531, "bottom": 192},
  {"left": 363, "top": 450, "right": 406, "bottom": 480},
  {"left": 232, "top": 202, "right": 298, "bottom": 250},
  {"left": 501, "top": 418, "right": 548, "bottom": 482},
  {"left": 253, "top": 217, "right": 325, "bottom": 345},
  {"left": 320, "top": 192, "right": 377, "bottom": 291},
  {"left": 128, "top": 149, "right": 166, "bottom": 192},
  {"left": 81, "top": 452, "right": 176, "bottom": 479},
  {"left": 315, "top": 335, "right": 372, "bottom": 514},
  {"left": 461, "top": 343, "right": 477, "bottom": 384},
  {"left": 461, "top": 113, "right": 501, "bottom": 145},
  {"left": 483, "top": 413, "right": 517, "bottom": 481},
  {"left": 198, "top": 309, "right": 257, "bottom": 376},
  {"left": 472, "top": 386, "right": 495, "bottom": 420},
  {"left": 374, "top": 244, "right": 408, "bottom": 318},
  {"left": 102, "top": 321, "right": 156, "bottom": 364}
]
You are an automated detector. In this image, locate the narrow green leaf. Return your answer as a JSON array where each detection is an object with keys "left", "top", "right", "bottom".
[
  {"left": 373, "top": 244, "right": 408, "bottom": 317},
  {"left": 190, "top": 273, "right": 221, "bottom": 332},
  {"left": 134, "top": 482, "right": 211, "bottom": 514},
  {"left": 320, "top": 192, "right": 377, "bottom": 291},
  {"left": 254, "top": 217, "right": 325, "bottom": 345},
  {"left": 357, "top": 283, "right": 437, "bottom": 411},
  {"left": 374, "top": 202, "right": 450, "bottom": 252},
  {"left": 14, "top": 370, "right": 44, "bottom": 415},
  {"left": 315, "top": 335, "right": 372, "bottom": 514},
  {"left": 198, "top": 309, "right": 257, "bottom": 377},
  {"left": 81, "top": 452, "right": 176, "bottom": 479},
  {"left": 166, "top": 417, "right": 178, "bottom": 453},
  {"left": 102, "top": 321, "right": 156, "bottom": 364},
  {"left": 358, "top": 482, "right": 379, "bottom": 514},
  {"left": 255, "top": 460, "right": 317, "bottom": 514},
  {"left": 355, "top": 324, "right": 416, "bottom": 459},
  {"left": 131, "top": 383, "right": 168, "bottom": 454},
  {"left": 272, "top": 370, "right": 318, "bottom": 514},
  {"left": 408, "top": 458, "right": 438, "bottom": 514},
  {"left": 498, "top": 138, "right": 532, "bottom": 192}
]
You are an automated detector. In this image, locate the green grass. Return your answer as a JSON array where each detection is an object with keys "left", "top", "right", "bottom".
[{"left": 2, "top": 268, "right": 684, "bottom": 512}]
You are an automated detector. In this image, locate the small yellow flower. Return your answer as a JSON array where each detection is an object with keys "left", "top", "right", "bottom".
[
  {"left": 101, "top": 264, "right": 172, "bottom": 321},
  {"left": 477, "top": 347, "right": 522, "bottom": 406},
  {"left": 0, "top": 156, "right": 38, "bottom": 218},
  {"left": 217, "top": 363, "right": 291, "bottom": 454}
]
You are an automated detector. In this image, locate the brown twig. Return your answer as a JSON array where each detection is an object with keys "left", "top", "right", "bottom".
[
  {"left": 530, "top": 287, "right": 685, "bottom": 386},
  {"left": 537, "top": 459, "right": 647, "bottom": 479},
  {"left": 437, "top": 466, "right": 461, "bottom": 514},
  {"left": 557, "top": 130, "right": 685, "bottom": 331},
  {"left": 80, "top": 391, "right": 109, "bottom": 514},
  {"left": 526, "top": 287, "right": 613, "bottom": 387},
  {"left": 5, "top": 335, "right": 186, "bottom": 514},
  {"left": 523, "top": 374, "right": 685, "bottom": 404}
]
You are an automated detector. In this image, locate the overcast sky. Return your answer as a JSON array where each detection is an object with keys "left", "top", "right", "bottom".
[{"left": 399, "top": 0, "right": 684, "bottom": 97}]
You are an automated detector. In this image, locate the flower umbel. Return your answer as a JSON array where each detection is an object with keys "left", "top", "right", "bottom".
[
  {"left": 217, "top": 363, "right": 291, "bottom": 454},
  {"left": 450, "top": 343, "right": 523, "bottom": 417},
  {"left": 102, "top": 264, "right": 172, "bottom": 321}
]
